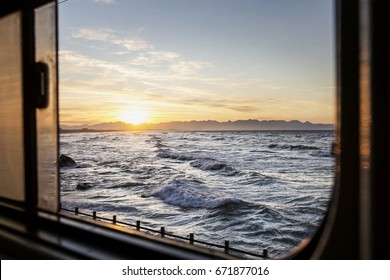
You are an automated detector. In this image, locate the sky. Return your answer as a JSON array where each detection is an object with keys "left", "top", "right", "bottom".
[{"left": 59, "top": 0, "right": 335, "bottom": 126}]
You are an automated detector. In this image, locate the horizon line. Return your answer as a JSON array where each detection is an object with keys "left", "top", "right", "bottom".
[{"left": 60, "top": 118, "right": 336, "bottom": 127}]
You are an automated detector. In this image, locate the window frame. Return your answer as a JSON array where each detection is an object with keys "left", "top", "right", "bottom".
[{"left": 1, "top": 0, "right": 390, "bottom": 260}]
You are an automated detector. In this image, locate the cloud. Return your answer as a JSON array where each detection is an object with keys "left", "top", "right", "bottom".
[
  {"left": 71, "top": 28, "right": 152, "bottom": 51},
  {"left": 144, "top": 51, "right": 182, "bottom": 62},
  {"left": 94, "top": 0, "right": 116, "bottom": 4},
  {"left": 60, "top": 49, "right": 334, "bottom": 124},
  {"left": 63, "top": 29, "right": 330, "bottom": 124},
  {"left": 70, "top": 28, "right": 212, "bottom": 76},
  {"left": 60, "top": 50, "right": 257, "bottom": 104},
  {"left": 170, "top": 60, "right": 212, "bottom": 75},
  {"left": 129, "top": 51, "right": 212, "bottom": 76},
  {"left": 129, "top": 51, "right": 181, "bottom": 67},
  {"left": 72, "top": 28, "right": 114, "bottom": 41},
  {"left": 60, "top": 47, "right": 276, "bottom": 110},
  {"left": 59, "top": 50, "right": 144, "bottom": 84},
  {"left": 60, "top": 49, "right": 208, "bottom": 88},
  {"left": 178, "top": 96, "right": 262, "bottom": 113},
  {"left": 110, "top": 38, "right": 152, "bottom": 51}
]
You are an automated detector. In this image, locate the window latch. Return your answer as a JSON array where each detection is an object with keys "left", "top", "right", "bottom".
[{"left": 34, "top": 62, "right": 49, "bottom": 109}]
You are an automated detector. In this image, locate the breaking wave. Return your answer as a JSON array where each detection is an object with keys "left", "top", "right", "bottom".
[
  {"left": 148, "top": 178, "right": 241, "bottom": 209},
  {"left": 157, "top": 150, "right": 238, "bottom": 175},
  {"left": 157, "top": 150, "right": 195, "bottom": 161},
  {"left": 190, "top": 158, "right": 235, "bottom": 171}
]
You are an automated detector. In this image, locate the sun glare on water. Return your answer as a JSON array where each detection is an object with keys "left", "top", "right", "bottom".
[{"left": 119, "top": 107, "right": 150, "bottom": 125}]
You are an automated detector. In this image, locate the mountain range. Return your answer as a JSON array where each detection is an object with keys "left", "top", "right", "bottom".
[{"left": 61, "top": 120, "right": 334, "bottom": 131}]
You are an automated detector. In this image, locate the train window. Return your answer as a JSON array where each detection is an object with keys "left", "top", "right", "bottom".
[
  {"left": 2, "top": 0, "right": 390, "bottom": 261},
  {"left": 58, "top": 0, "right": 335, "bottom": 258}
]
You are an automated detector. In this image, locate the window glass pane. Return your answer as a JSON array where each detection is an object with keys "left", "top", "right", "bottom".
[
  {"left": 0, "top": 12, "right": 25, "bottom": 202},
  {"left": 36, "top": 2, "right": 59, "bottom": 211},
  {"left": 59, "top": 0, "right": 334, "bottom": 258}
]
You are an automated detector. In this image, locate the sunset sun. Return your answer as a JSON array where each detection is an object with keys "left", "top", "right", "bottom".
[{"left": 119, "top": 108, "right": 150, "bottom": 125}]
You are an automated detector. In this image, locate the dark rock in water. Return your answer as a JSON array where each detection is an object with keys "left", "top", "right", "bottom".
[
  {"left": 59, "top": 154, "right": 76, "bottom": 167},
  {"left": 76, "top": 183, "right": 93, "bottom": 190}
]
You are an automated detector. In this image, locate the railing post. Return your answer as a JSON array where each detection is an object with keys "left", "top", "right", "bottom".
[
  {"left": 75, "top": 207, "right": 79, "bottom": 215},
  {"left": 224, "top": 240, "right": 230, "bottom": 254},
  {"left": 189, "top": 233, "right": 194, "bottom": 245},
  {"left": 263, "top": 249, "right": 268, "bottom": 259},
  {"left": 93, "top": 211, "right": 96, "bottom": 220},
  {"left": 161, "top": 227, "right": 165, "bottom": 238},
  {"left": 113, "top": 215, "right": 116, "bottom": 224},
  {"left": 136, "top": 220, "right": 141, "bottom": 231}
]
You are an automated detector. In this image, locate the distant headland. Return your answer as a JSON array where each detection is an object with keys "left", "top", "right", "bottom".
[{"left": 60, "top": 119, "right": 334, "bottom": 132}]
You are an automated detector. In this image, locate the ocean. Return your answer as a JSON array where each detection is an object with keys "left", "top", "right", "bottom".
[{"left": 60, "top": 130, "right": 334, "bottom": 258}]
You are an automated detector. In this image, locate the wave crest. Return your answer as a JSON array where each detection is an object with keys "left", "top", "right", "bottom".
[
  {"left": 157, "top": 150, "right": 195, "bottom": 161},
  {"left": 310, "top": 150, "right": 332, "bottom": 157},
  {"left": 268, "top": 144, "right": 319, "bottom": 150},
  {"left": 190, "top": 158, "right": 234, "bottom": 171},
  {"left": 148, "top": 178, "right": 240, "bottom": 209}
]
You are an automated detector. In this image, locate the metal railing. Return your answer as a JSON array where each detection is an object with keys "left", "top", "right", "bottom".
[{"left": 60, "top": 206, "right": 270, "bottom": 259}]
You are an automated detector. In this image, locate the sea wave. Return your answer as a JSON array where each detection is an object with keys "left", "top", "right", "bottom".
[
  {"left": 268, "top": 144, "right": 320, "bottom": 150},
  {"left": 60, "top": 130, "right": 334, "bottom": 257},
  {"left": 289, "top": 144, "right": 320, "bottom": 150},
  {"left": 190, "top": 158, "right": 235, "bottom": 171},
  {"left": 154, "top": 143, "right": 167, "bottom": 148},
  {"left": 110, "top": 181, "right": 144, "bottom": 188},
  {"left": 97, "top": 160, "right": 121, "bottom": 166},
  {"left": 157, "top": 150, "right": 195, "bottom": 161},
  {"left": 310, "top": 150, "right": 332, "bottom": 157},
  {"left": 212, "top": 137, "right": 226, "bottom": 141},
  {"left": 157, "top": 150, "right": 238, "bottom": 175},
  {"left": 75, "top": 162, "right": 93, "bottom": 168},
  {"left": 148, "top": 178, "right": 240, "bottom": 209}
]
